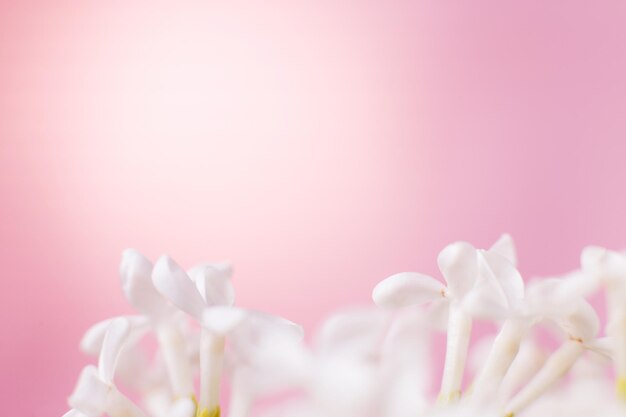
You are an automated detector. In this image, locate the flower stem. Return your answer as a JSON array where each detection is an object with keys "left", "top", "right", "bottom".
[
  {"left": 470, "top": 319, "right": 525, "bottom": 405},
  {"left": 607, "top": 287, "right": 626, "bottom": 401},
  {"left": 199, "top": 330, "right": 225, "bottom": 413},
  {"left": 228, "top": 371, "right": 252, "bottom": 417},
  {"left": 438, "top": 303, "right": 472, "bottom": 403},
  {"left": 157, "top": 324, "right": 194, "bottom": 398},
  {"left": 498, "top": 340, "right": 545, "bottom": 404},
  {"left": 505, "top": 339, "right": 584, "bottom": 416}
]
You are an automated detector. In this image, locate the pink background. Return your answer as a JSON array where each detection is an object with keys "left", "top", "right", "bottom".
[{"left": 2, "top": 1, "right": 626, "bottom": 415}]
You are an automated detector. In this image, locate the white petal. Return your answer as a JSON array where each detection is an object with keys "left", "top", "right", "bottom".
[
  {"left": 477, "top": 250, "right": 524, "bottom": 308},
  {"left": 80, "top": 318, "right": 114, "bottom": 356},
  {"left": 437, "top": 241, "right": 478, "bottom": 299},
  {"left": 68, "top": 365, "right": 110, "bottom": 416},
  {"left": 120, "top": 249, "right": 170, "bottom": 317},
  {"left": 98, "top": 317, "right": 131, "bottom": 384},
  {"left": 489, "top": 234, "right": 517, "bottom": 266},
  {"left": 152, "top": 255, "right": 207, "bottom": 321},
  {"left": 554, "top": 299, "right": 600, "bottom": 342},
  {"left": 168, "top": 398, "right": 196, "bottom": 417},
  {"left": 228, "top": 310, "right": 306, "bottom": 377},
  {"left": 62, "top": 410, "right": 90, "bottom": 417},
  {"left": 462, "top": 287, "right": 509, "bottom": 320},
  {"left": 202, "top": 306, "right": 248, "bottom": 335},
  {"left": 80, "top": 316, "right": 149, "bottom": 356},
  {"left": 382, "top": 311, "right": 430, "bottom": 366},
  {"left": 581, "top": 245, "right": 626, "bottom": 288},
  {"left": 427, "top": 299, "right": 450, "bottom": 331},
  {"left": 188, "top": 264, "right": 235, "bottom": 306},
  {"left": 372, "top": 272, "right": 444, "bottom": 308},
  {"left": 316, "top": 308, "right": 389, "bottom": 358},
  {"left": 580, "top": 245, "right": 607, "bottom": 271}
]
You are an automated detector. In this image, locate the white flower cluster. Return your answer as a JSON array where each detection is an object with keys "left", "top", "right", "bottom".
[{"left": 65, "top": 236, "right": 626, "bottom": 417}]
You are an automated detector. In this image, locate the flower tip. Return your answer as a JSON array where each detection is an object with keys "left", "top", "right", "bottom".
[
  {"left": 489, "top": 233, "right": 517, "bottom": 266},
  {"left": 372, "top": 272, "right": 443, "bottom": 308},
  {"left": 580, "top": 246, "right": 607, "bottom": 269}
]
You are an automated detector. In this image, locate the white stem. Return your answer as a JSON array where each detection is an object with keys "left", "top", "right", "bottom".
[
  {"left": 439, "top": 303, "right": 473, "bottom": 403},
  {"left": 470, "top": 319, "right": 525, "bottom": 405},
  {"left": 108, "top": 388, "right": 149, "bottom": 417},
  {"left": 228, "top": 371, "right": 253, "bottom": 417},
  {"left": 505, "top": 340, "right": 584, "bottom": 416},
  {"left": 156, "top": 324, "right": 194, "bottom": 398},
  {"left": 498, "top": 340, "right": 546, "bottom": 404},
  {"left": 606, "top": 285, "right": 626, "bottom": 400},
  {"left": 200, "top": 330, "right": 225, "bottom": 412}
]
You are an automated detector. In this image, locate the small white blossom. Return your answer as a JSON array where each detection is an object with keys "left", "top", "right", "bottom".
[{"left": 65, "top": 238, "right": 626, "bottom": 417}]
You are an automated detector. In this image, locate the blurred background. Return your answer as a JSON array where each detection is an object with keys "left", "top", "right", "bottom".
[{"left": 2, "top": 1, "right": 626, "bottom": 415}]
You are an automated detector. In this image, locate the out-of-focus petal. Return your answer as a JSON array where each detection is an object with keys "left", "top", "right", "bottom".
[
  {"left": 381, "top": 312, "right": 430, "bottom": 367},
  {"left": 168, "top": 398, "right": 196, "bottom": 417},
  {"left": 489, "top": 234, "right": 517, "bottom": 266},
  {"left": 581, "top": 246, "right": 626, "bottom": 290},
  {"left": 80, "top": 316, "right": 149, "bottom": 356},
  {"left": 152, "top": 255, "right": 207, "bottom": 321},
  {"left": 372, "top": 272, "right": 444, "bottom": 308},
  {"left": 553, "top": 299, "right": 600, "bottom": 343},
  {"left": 437, "top": 241, "right": 478, "bottom": 299},
  {"left": 68, "top": 365, "right": 110, "bottom": 417},
  {"left": 120, "top": 249, "right": 170, "bottom": 318},
  {"left": 316, "top": 308, "right": 390, "bottom": 358},
  {"left": 188, "top": 264, "right": 236, "bottom": 307},
  {"left": 427, "top": 299, "right": 450, "bottom": 331},
  {"left": 62, "top": 410, "right": 90, "bottom": 417},
  {"left": 98, "top": 317, "right": 131, "bottom": 384},
  {"left": 202, "top": 305, "right": 248, "bottom": 335}
]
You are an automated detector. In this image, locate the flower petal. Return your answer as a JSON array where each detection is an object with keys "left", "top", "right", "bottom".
[
  {"left": 98, "top": 317, "right": 131, "bottom": 384},
  {"left": 581, "top": 246, "right": 626, "bottom": 289},
  {"left": 188, "top": 264, "right": 235, "bottom": 307},
  {"left": 120, "top": 249, "right": 170, "bottom": 318},
  {"left": 462, "top": 287, "right": 509, "bottom": 320},
  {"left": 477, "top": 250, "right": 524, "bottom": 308},
  {"left": 553, "top": 299, "right": 600, "bottom": 342},
  {"left": 168, "top": 398, "right": 196, "bottom": 417},
  {"left": 316, "top": 308, "right": 390, "bottom": 358},
  {"left": 68, "top": 365, "right": 110, "bottom": 416},
  {"left": 80, "top": 316, "right": 149, "bottom": 356},
  {"left": 437, "top": 241, "right": 478, "bottom": 299},
  {"left": 62, "top": 410, "right": 90, "bottom": 417},
  {"left": 372, "top": 272, "right": 444, "bottom": 308},
  {"left": 489, "top": 234, "right": 517, "bottom": 266},
  {"left": 152, "top": 255, "right": 207, "bottom": 321},
  {"left": 202, "top": 306, "right": 248, "bottom": 335},
  {"left": 427, "top": 299, "right": 450, "bottom": 331}
]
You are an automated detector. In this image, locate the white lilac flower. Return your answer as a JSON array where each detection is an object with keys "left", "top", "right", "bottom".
[
  {"left": 502, "top": 294, "right": 603, "bottom": 416},
  {"left": 581, "top": 246, "right": 626, "bottom": 400},
  {"left": 466, "top": 272, "right": 604, "bottom": 407},
  {"left": 67, "top": 317, "right": 148, "bottom": 417},
  {"left": 249, "top": 308, "right": 397, "bottom": 417},
  {"left": 150, "top": 255, "right": 301, "bottom": 417},
  {"left": 79, "top": 250, "right": 198, "bottom": 400},
  {"left": 67, "top": 238, "right": 626, "bottom": 417},
  {"left": 372, "top": 234, "right": 522, "bottom": 403},
  {"left": 223, "top": 311, "right": 305, "bottom": 417}
]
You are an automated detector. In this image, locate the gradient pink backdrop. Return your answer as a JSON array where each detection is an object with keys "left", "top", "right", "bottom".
[{"left": 2, "top": 1, "right": 626, "bottom": 415}]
